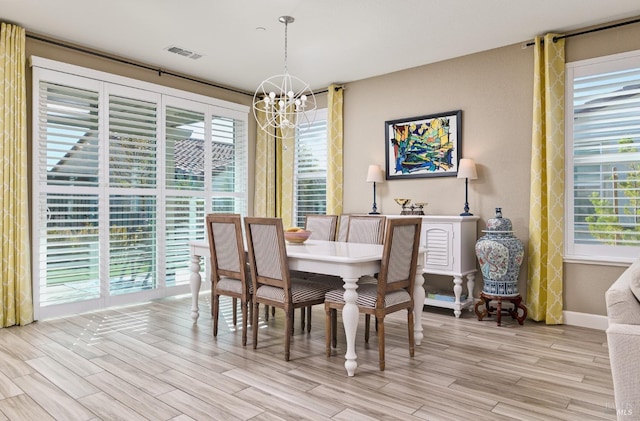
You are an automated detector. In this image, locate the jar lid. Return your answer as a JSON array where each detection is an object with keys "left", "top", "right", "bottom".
[{"left": 485, "top": 207, "right": 513, "bottom": 232}]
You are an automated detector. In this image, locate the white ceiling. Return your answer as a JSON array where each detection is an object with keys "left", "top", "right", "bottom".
[{"left": 2, "top": 0, "right": 640, "bottom": 94}]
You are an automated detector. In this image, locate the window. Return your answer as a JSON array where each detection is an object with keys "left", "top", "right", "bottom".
[
  {"left": 566, "top": 49, "right": 640, "bottom": 263},
  {"left": 293, "top": 108, "right": 328, "bottom": 227},
  {"left": 32, "top": 57, "right": 248, "bottom": 318}
]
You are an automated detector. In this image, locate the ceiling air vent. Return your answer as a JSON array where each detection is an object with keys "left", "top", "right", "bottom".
[{"left": 165, "top": 46, "right": 203, "bottom": 60}]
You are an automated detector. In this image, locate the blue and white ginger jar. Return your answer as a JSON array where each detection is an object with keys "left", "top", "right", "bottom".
[{"left": 475, "top": 208, "right": 524, "bottom": 296}]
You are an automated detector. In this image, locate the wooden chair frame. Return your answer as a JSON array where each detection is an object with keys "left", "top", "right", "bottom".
[
  {"left": 244, "top": 217, "right": 328, "bottom": 361},
  {"left": 206, "top": 213, "right": 251, "bottom": 346}
]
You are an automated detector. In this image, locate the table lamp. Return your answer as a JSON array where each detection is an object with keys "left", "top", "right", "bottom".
[
  {"left": 457, "top": 158, "right": 478, "bottom": 216},
  {"left": 366, "top": 164, "right": 384, "bottom": 214}
]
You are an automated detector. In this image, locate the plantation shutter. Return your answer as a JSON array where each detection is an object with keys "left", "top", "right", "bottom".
[
  {"left": 32, "top": 57, "right": 249, "bottom": 318},
  {"left": 293, "top": 109, "right": 328, "bottom": 227},
  {"left": 211, "top": 115, "right": 248, "bottom": 213},
  {"left": 165, "top": 105, "right": 206, "bottom": 287},
  {"left": 37, "top": 81, "right": 101, "bottom": 306}
]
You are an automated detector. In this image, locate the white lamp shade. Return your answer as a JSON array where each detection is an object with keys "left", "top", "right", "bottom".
[
  {"left": 366, "top": 164, "right": 384, "bottom": 183},
  {"left": 457, "top": 158, "right": 478, "bottom": 180}
]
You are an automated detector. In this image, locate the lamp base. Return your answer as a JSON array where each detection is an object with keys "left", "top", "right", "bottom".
[
  {"left": 369, "top": 211, "right": 380, "bottom": 215},
  {"left": 460, "top": 211, "right": 474, "bottom": 216}
]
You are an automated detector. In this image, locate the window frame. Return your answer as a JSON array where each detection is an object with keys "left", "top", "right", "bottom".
[{"left": 565, "top": 48, "right": 640, "bottom": 264}]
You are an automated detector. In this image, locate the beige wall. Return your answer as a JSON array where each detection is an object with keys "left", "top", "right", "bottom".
[{"left": 342, "top": 21, "right": 640, "bottom": 316}]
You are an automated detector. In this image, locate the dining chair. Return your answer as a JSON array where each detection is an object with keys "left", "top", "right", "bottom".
[
  {"left": 244, "top": 217, "right": 330, "bottom": 361},
  {"left": 296, "top": 214, "right": 339, "bottom": 330},
  {"left": 346, "top": 215, "right": 386, "bottom": 245},
  {"left": 306, "top": 214, "right": 386, "bottom": 295},
  {"left": 305, "top": 214, "right": 338, "bottom": 241},
  {"left": 266, "top": 214, "right": 338, "bottom": 330},
  {"left": 206, "top": 213, "right": 251, "bottom": 346},
  {"left": 346, "top": 215, "right": 387, "bottom": 288},
  {"left": 336, "top": 214, "right": 350, "bottom": 242},
  {"left": 324, "top": 217, "right": 422, "bottom": 370}
]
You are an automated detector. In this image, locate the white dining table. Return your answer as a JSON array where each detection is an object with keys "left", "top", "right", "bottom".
[{"left": 188, "top": 239, "right": 426, "bottom": 376}]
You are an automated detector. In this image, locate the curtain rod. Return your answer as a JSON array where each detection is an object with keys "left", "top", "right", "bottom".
[
  {"left": 27, "top": 32, "right": 254, "bottom": 97},
  {"left": 524, "top": 16, "right": 640, "bottom": 47},
  {"left": 26, "top": 32, "right": 334, "bottom": 98}
]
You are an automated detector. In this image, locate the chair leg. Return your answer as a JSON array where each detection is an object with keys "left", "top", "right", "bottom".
[
  {"left": 306, "top": 306, "right": 312, "bottom": 333},
  {"left": 325, "top": 305, "right": 332, "bottom": 357},
  {"left": 272, "top": 306, "right": 276, "bottom": 317},
  {"left": 264, "top": 304, "right": 269, "bottom": 321},
  {"left": 284, "top": 309, "right": 292, "bottom": 361},
  {"left": 213, "top": 294, "right": 219, "bottom": 338},
  {"left": 300, "top": 307, "right": 306, "bottom": 331},
  {"left": 331, "top": 308, "right": 337, "bottom": 348},
  {"left": 365, "top": 314, "right": 370, "bottom": 343},
  {"left": 377, "top": 316, "right": 385, "bottom": 371},
  {"left": 232, "top": 297, "right": 238, "bottom": 326},
  {"left": 241, "top": 300, "right": 248, "bottom": 346},
  {"left": 253, "top": 302, "right": 260, "bottom": 350},
  {"left": 408, "top": 308, "right": 415, "bottom": 358}
]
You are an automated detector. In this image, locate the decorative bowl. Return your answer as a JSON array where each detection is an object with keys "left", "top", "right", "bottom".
[
  {"left": 284, "top": 229, "right": 311, "bottom": 244},
  {"left": 394, "top": 198, "right": 411, "bottom": 207}
]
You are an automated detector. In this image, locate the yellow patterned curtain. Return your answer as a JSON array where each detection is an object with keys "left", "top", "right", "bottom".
[
  {"left": 326, "top": 84, "right": 343, "bottom": 215},
  {"left": 279, "top": 127, "right": 294, "bottom": 227},
  {"left": 0, "top": 23, "right": 33, "bottom": 327},
  {"left": 253, "top": 109, "right": 276, "bottom": 217},
  {"left": 255, "top": 88, "right": 343, "bottom": 224},
  {"left": 526, "top": 33, "right": 564, "bottom": 324},
  {"left": 252, "top": 114, "right": 293, "bottom": 226}
]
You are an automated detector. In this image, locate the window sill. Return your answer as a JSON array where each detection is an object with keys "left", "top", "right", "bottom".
[{"left": 563, "top": 255, "right": 634, "bottom": 267}]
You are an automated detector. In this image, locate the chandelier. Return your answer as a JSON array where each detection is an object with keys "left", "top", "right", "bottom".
[{"left": 252, "top": 16, "right": 316, "bottom": 139}]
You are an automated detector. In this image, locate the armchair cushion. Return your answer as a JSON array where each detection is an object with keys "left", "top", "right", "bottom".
[
  {"left": 606, "top": 262, "right": 640, "bottom": 326},
  {"left": 630, "top": 264, "right": 640, "bottom": 304}
]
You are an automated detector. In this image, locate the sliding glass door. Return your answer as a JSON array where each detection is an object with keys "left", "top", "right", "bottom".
[{"left": 32, "top": 59, "right": 248, "bottom": 319}]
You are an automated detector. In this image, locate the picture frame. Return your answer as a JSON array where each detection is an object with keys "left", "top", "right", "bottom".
[{"left": 384, "top": 110, "right": 462, "bottom": 180}]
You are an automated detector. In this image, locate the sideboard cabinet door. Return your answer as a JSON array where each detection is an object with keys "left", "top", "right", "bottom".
[{"left": 420, "top": 215, "right": 479, "bottom": 317}]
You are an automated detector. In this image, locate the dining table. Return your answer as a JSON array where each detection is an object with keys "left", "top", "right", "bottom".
[{"left": 188, "top": 238, "right": 426, "bottom": 376}]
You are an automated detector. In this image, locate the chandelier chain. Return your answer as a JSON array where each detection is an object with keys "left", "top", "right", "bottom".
[{"left": 283, "top": 19, "right": 288, "bottom": 75}]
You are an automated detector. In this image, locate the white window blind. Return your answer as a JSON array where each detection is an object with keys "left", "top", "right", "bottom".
[
  {"left": 294, "top": 108, "right": 328, "bottom": 227},
  {"left": 37, "top": 81, "right": 101, "bottom": 306},
  {"left": 566, "top": 49, "right": 640, "bottom": 262},
  {"left": 109, "top": 94, "right": 158, "bottom": 188},
  {"left": 211, "top": 115, "right": 248, "bottom": 214},
  {"left": 41, "top": 82, "right": 100, "bottom": 187},
  {"left": 32, "top": 58, "right": 248, "bottom": 318},
  {"left": 165, "top": 105, "right": 206, "bottom": 287}
]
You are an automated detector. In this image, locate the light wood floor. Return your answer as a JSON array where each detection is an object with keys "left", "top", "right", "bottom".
[{"left": 0, "top": 294, "right": 616, "bottom": 420}]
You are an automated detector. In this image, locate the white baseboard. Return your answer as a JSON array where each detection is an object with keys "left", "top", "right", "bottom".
[{"left": 563, "top": 310, "right": 609, "bottom": 331}]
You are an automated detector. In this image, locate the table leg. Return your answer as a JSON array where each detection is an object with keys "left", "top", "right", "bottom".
[
  {"left": 342, "top": 276, "right": 359, "bottom": 377},
  {"left": 190, "top": 253, "right": 202, "bottom": 322},
  {"left": 413, "top": 270, "right": 425, "bottom": 346}
]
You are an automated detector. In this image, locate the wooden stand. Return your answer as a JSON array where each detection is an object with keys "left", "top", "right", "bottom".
[{"left": 474, "top": 292, "right": 527, "bottom": 326}]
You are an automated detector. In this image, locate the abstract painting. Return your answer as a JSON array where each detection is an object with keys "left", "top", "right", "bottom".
[{"left": 385, "top": 110, "right": 461, "bottom": 179}]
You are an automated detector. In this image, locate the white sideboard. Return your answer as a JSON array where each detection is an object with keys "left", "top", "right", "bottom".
[{"left": 385, "top": 215, "right": 479, "bottom": 317}]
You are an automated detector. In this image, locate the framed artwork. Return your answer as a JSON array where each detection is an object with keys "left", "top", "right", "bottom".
[{"left": 385, "top": 110, "right": 462, "bottom": 180}]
